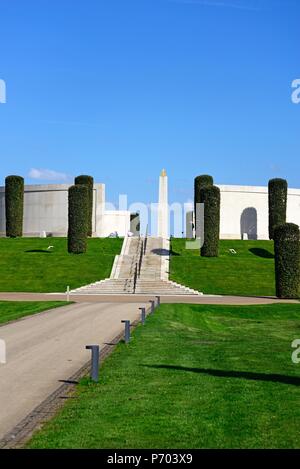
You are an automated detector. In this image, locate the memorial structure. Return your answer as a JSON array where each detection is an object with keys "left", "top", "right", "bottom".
[
  {"left": 0, "top": 174, "right": 299, "bottom": 240},
  {"left": 0, "top": 183, "right": 131, "bottom": 237},
  {"left": 157, "top": 169, "right": 169, "bottom": 239}
]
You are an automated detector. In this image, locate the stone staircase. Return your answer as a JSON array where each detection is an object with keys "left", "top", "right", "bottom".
[
  {"left": 70, "top": 278, "right": 202, "bottom": 296},
  {"left": 71, "top": 236, "right": 203, "bottom": 296}
]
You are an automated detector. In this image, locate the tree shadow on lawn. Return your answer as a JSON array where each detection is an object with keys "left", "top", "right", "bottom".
[
  {"left": 249, "top": 248, "right": 274, "bottom": 259},
  {"left": 151, "top": 248, "right": 170, "bottom": 256},
  {"left": 25, "top": 249, "right": 52, "bottom": 254},
  {"left": 142, "top": 365, "right": 300, "bottom": 386}
]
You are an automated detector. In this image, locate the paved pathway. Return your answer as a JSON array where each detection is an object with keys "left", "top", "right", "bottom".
[{"left": 0, "top": 301, "right": 146, "bottom": 441}]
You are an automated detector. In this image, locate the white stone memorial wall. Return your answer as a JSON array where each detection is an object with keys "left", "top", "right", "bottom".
[{"left": 0, "top": 183, "right": 131, "bottom": 238}]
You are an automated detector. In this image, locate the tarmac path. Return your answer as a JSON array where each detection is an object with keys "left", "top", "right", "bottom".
[{"left": 0, "top": 301, "right": 146, "bottom": 441}]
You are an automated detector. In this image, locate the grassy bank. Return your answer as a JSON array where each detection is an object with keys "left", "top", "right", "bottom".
[
  {"left": 0, "top": 237, "right": 122, "bottom": 292},
  {"left": 170, "top": 239, "right": 276, "bottom": 296},
  {"left": 0, "top": 301, "right": 69, "bottom": 325}
]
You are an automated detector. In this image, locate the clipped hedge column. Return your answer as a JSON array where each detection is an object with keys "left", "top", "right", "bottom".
[
  {"left": 200, "top": 185, "right": 220, "bottom": 257},
  {"left": 194, "top": 175, "right": 213, "bottom": 236},
  {"left": 75, "top": 175, "right": 94, "bottom": 237},
  {"left": 268, "top": 178, "right": 288, "bottom": 240},
  {"left": 5, "top": 175, "right": 24, "bottom": 238},
  {"left": 68, "top": 185, "right": 89, "bottom": 254},
  {"left": 274, "top": 223, "right": 300, "bottom": 299}
]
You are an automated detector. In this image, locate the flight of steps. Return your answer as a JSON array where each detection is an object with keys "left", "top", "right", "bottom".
[
  {"left": 71, "top": 278, "right": 132, "bottom": 295},
  {"left": 134, "top": 279, "right": 202, "bottom": 295},
  {"left": 70, "top": 278, "right": 202, "bottom": 296},
  {"left": 112, "top": 236, "right": 141, "bottom": 279},
  {"left": 135, "top": 236, "right": 202, "bottom": 295},
  {"left": 139, "top": 237, "right": 165, "bottom": 280},
  {"left": 70, "top": 236, "right": 203, "bottom": 296}
]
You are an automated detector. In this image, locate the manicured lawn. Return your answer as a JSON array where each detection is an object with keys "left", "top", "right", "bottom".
[
  {"left": 0, "top": 301, "right": 69, "bottom": 325},
  {"left": 0, "top": 237, "right": 123, "bottom": 292},
  {"left": 28, "top": 303, "right": 300, "bottom": 449},
  {"left": 170, "top": 239, "right": 276, "bottom": 296}
]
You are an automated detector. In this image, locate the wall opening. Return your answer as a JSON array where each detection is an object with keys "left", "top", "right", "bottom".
[{"left": 240, "top": 207, "right": 257, "bottom": 240}]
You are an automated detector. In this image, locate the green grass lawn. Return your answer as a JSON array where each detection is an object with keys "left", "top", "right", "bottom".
[
  {"left": 28, "top": 303, "right": 300, "bottom": 449},
  {"left": 170, "top": 239, "right": 276, "bottom": 297},
  {"left": 0, "top": 301, "right": 69, "bottom": 325},
  {"left": 0, "top": 237, "right": 123, "bottom": 292}
]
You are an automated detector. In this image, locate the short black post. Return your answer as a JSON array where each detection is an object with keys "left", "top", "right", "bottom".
[
  {"left": 139, "top": 307, "right": 146, "bottom": 325},
  {"left": 155, "top": 296, "right": 161, "bottom": 307},
  {"left": 149, "top": 300, "right": 155, "bottom": 314},
  {"left": 121, "top": 320, "right": 131, "bottom": 343},
  {"left": 86, "top": 345, "right": 100, "bottom": 382}
]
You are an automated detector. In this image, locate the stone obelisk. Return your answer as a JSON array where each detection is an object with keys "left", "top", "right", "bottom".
[{"left": 157, "top": 169, "right": 169, "bottom": 238}]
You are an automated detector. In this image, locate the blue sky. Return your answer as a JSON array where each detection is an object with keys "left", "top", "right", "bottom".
[{"left": 0, "top": 0, "right": 299, "bottom": 207}]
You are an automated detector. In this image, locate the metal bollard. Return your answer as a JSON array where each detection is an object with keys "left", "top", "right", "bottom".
[
  {"left": 139, "top": 307, "right": 146, "bottom": 325},
  {"left": 121, "top": 320, "right": 131, "bottom": 343},
  {"left": 149, "top": 300, "right": 155, "bottom": 314},
  {"left": 66, "top": 285, "right": 70, "bottom": 302},
  {"left": 86, "top": 345, "right": 100, "bottom": 382},
  {"left": 155, "top": 296, "right": 161, "bottom": 307}
]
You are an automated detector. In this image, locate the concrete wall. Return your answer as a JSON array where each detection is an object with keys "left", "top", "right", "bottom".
[
  {"left": 100, "top": 211, "right": 131, "bottom": 237},
  {"left": 217, "top": 185, "right": 300, "bottom": 240},
  {"left": 0, "top": 183, "right": 131, "bottom": 237},
  {"left": 1, "top": 182, "right": 299, "bottom": 240}
]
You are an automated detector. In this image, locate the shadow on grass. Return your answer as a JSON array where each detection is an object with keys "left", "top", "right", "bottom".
[
  {"left": 249, "top": 248, "right": 274, "bottom": 259},
  {"left": 142, "top": 365, "right": 300, "bottom": 386},
  {"left": 25, "top": 249, "right": 52, "bottom": 254},
  {"left": 151, "top": 248, "right": 170, "bottom": 256}
]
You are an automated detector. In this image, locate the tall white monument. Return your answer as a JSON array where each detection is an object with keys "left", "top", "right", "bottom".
[{"left": 157, "top": 169, "right": 169, "bottom": 238}]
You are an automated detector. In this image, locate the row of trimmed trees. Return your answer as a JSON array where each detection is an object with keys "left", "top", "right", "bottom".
[
  {"left": 194, "top": 175, "right": 300, "bottom": 299},
  {"left": 4, "top": 174, "right": 94, "bottom": 254}
]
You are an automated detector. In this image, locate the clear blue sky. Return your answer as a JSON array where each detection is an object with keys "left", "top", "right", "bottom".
[{"left": 0, "top": 0, "right": 299, "bottom": 207}]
